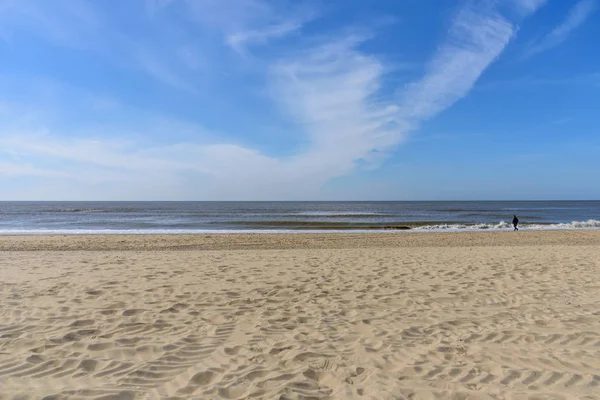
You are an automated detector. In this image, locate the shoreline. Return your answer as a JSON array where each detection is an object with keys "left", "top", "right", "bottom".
[
  {"left": 2, "top": 230, "right": 600, "bottom": 251},
  {"left": 0, "top": 219, "right": 598, "bottom": 235}
]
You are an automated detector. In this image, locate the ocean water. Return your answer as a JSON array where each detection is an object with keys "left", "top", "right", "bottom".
[{"left": 0, "top": 201, "right": 599, "bottom": 234}]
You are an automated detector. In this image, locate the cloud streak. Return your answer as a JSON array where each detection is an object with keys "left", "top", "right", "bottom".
[
  {"left": 226, "top": 20, "right": 304, "bottom": 54},
  {"left": 0, "top": 160, "right": 68, "bottom": 179},
  {"left": 1, "top": 0, "right": 548, "bottom": 199},
  {"left": 399, "top": 1, "right": 515, "bottom": 121},
  {"left": 524, "top": 0, "right": 596, "bottom": 57},
  {"left": 272, "top": 35, "right": 401, "bottom": 173},
  {"left": 182, "top": 0, "right": 315, "bottom": 53},
  {"left": 512, "top": 0, "right": 549, "bottom": 16}
]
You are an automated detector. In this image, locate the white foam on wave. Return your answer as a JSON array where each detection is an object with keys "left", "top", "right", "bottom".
[
  {"left": 414, "top": 221, "right": 512, "bottom": 231},
  {"left": 413, "top": 219, "right": 600, "bottom": 232},
  {"left": 1, "top": 220, "right": 598, "bottom": 235}
]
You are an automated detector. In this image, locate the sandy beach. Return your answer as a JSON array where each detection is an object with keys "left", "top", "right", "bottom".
[{"left": 1, "top": 231, "right": 600, "bottom": 399}]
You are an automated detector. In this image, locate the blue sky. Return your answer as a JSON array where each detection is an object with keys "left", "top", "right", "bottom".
[{"left": 0, "top": 0, "right": 598, "bottom": 200}]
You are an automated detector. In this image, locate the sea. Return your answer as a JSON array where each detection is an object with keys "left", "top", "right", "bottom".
[{"left": 0, "top": 201, "right": 599, "bottom": 234}]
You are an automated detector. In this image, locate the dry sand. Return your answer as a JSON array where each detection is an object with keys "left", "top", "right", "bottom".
[{"left": 1, "top": 231, "right": 600, "bottom": 399}]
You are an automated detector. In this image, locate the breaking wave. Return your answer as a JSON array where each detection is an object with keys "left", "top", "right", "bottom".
[
  {"left": 414, "top": 219, "right": 600, "bottom": 231},
  {"left": 0, "top": 219, "right": 598, "bottom": 234}
]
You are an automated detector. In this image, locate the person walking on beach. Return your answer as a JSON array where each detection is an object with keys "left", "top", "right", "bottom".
[{"left": 512, "top": 215, "right": 519, "bottom": 231}]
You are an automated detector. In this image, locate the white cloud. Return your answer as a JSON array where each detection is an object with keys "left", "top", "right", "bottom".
[
  {"left": 399, "top": 2, "right": 515, "bottom": 121},
  {"left": 226, "top": 20, "right": 304, "bottom": 54},
  {"left": 139, "top": 0, "right": 317, "bottom": 86},
  {"left": 0, "top": 1, "right": 207, "bottom": 91},
  {"left": 524, "top": 0, "right": 596, "bottom": 57},
  {"left": 271, "top": 35, "right": 403, "bottom": 174},
  {"left": 513, "top": 0, "right": 549, "bottom": 16},
  {"left": 0, "top": 161, "right": 68, "bottom": 178},
  {"left": 0, "top": 132, "right": 294, "bottom": 199},
  {"left": 183, "top": 0, "right": 315, "bottom": 53},
  {"left": 0, "top": 0, "right": 549, "bottom": 199}
]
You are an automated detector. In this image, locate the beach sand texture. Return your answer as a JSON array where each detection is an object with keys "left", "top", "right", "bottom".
[{"left": 1, "top": 232, "right": 600, "bottom": 399}]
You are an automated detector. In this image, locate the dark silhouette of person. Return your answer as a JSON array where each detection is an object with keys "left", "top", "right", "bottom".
[{"left": 512, "top": 215, "right": 519, "bottom": 231}]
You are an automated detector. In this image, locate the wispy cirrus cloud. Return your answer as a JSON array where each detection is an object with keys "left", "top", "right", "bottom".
[
  {"left": 227, "top": 20, "right": 305, "bottom": 54},
  {"left": 399, "top": 1, "right": 516, "bottom": 122},
  {"left": 524, "top": 0, "right": 596, "bottom": 58},
  {"left": 1, "top": 0, "right": 548, "bottom": 200},
  {"left": 512, "top": 0, "right": 549, "bottom": 16},
  {"left": 182, "top": 0, "right": 317, "bottom": 54},
  {"left": 0, "top": 160, "right": 69, "bottom": 179},
  {"left": 0, "top": 1, "right": 219, "bottom": 90}
]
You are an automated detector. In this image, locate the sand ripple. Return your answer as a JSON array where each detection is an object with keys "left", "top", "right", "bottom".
[{"left": 1, "top": 239, "right": 600, "bottom": 399}]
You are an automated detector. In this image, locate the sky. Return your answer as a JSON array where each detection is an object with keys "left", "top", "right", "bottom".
[{"left": 0, "top": 0, "right": 599, "bottom": 201}]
